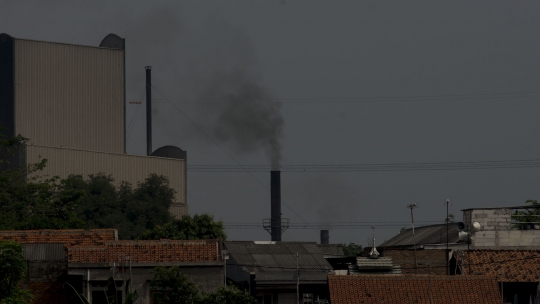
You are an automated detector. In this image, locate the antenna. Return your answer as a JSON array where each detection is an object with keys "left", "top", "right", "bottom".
[
  {"left": 368, "top": 226, "right": 379, "bottom": 259},
  {"left": 407, "top": 203, "right": 418, "bottom": 274}
]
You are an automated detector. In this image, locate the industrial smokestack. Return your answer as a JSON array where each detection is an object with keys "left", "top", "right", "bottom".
[
  {"left": 320, "top": 230, "right": 329, "bottom": 245},
  {"left": 145, "top": 66, "right": 152, "bottom": 156},
  {"left": 271, "top": 171, "right": 281, "bottom": 241}
]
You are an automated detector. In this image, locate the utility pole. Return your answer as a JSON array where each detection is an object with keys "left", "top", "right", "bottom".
[
  {"left": 223, "top": 249, "right": 229, "bottom": 287},
  {"left": 145, "top": 66, "right": 152, "bottom": 156},
  {"left": 445, "top": 199, "right": 451, "bottom": 275},
  {"left": 407, "top": 203, "right": 418, "bottom": 274},
  {"left": 296, "top": 252, "right": 300, "bottom": 304}
]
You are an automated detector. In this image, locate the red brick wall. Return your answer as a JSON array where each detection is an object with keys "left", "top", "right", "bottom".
[{"left": 28, "top": 282, "right": 68, "bottom": 304}]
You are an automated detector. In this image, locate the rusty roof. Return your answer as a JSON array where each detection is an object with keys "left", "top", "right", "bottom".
[
  {"left": 461, "top": 249, "right": 540, "bottom": 282},
  {"left": 0, "top": 229, "right": 117, "bottom": 246},
  {"left": 328, "top": 274, "right": 501, "bottom": 304},
  {"left": 67, "top": 239, "right": 221, "bottom": 264}
]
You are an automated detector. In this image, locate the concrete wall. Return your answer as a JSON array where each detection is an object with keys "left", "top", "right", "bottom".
[
  {"left": 464, "top": 208, "right": 540, "bottom": 248},
  {"left": 26, "top": 145, "right": 188, "bottom": 216},
  {"left": 14, "top": 39, "right": 125, "bottom": 154},
  {"left": 71, "top": 265, "right": 224, "bottom": 304}
]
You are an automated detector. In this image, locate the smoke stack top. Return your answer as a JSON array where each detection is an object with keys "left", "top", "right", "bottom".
[{"left": 320, "top": 230, "right": 329, "bottom": 244}]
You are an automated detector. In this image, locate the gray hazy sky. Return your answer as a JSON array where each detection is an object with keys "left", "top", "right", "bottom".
[{"left": 2, "top": 0, "right": 540, "bottom": 245}]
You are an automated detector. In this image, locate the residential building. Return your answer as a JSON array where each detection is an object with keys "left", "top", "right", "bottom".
[
  {"left": 224, "top": 241, "right": 333, "bottom": 304},
  {"left": 0, "top": 229, "right": 224, "bottom": 304},
  {"left": 459, "top": 249, "right": 540, "bottom": 303}
]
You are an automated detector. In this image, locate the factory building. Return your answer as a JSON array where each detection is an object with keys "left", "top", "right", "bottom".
[{"left": 0, "top": 33, "right": 187, "bottom": 217}]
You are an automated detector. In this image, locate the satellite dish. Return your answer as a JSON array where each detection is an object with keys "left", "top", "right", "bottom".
[
  {"left": 459, "top": 231, "right": 470, "bottom": 241},
  {"left": 457, "top": 222, "right": 465, "bottom": 232},
  {"left": 472, "top": 222, "right": 481, "bottom": 232}
]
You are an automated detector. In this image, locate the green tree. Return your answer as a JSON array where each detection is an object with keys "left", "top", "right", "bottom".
[
  {"left": 150, "top": 267, "right": 200, "bottom": 304},
  {"left": 512, "top": 200, "right": 540, "bottom": 229},
  {"left": 62, "top": 173, "right": 175, "bottom": 239},
  {"left": 0, "top": 241, "right": 33, "bottom": 304},
  {"left": 149, "top": 267, "right": 256, "bottom": 304},
  {"left": 342, "top": 243, "right": 363, "bottom": 256},
  {"left": 0, "top": 133, "right": 85, "bottom": 230},
  {"left": 139, "top": 214, "right": 226, "bottom": 241},
  {"left": 199, "top": 287, "right": 256, "bottom": 304}
]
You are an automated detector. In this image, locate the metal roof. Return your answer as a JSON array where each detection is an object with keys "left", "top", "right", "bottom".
[
  {"left": 356, "top": 257, "right": 394, "bottom": 269},
  {"left": 22, "top": 243, "right": 65, "bottom": 261},
  {"left": 348, "top": 265, "right": 402, "bottom": 275},
  {"left": 317, "top": 244, "right": 345, "bottom": 257},
  {"left": 224, "top": 241, "right": 333, "bottom": 282},
  {"left": 380, "top": 224, "right": 460, "bottom": 247}
]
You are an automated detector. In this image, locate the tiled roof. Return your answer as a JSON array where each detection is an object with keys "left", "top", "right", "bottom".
[
  {"left": 461, "top": 249, "right": 540, "bottom": 282},
  {"left": 328, "top": 274, "right": 501, "bottom": 304},
  {"left": 0, "top": 229, "right": 117, "bottom": 246},
  {"left": 67, "top": 239, "right": 221, "bottom": 263},
  {"left": 381, "top": 224, "right": 460, "bottom": 247}
]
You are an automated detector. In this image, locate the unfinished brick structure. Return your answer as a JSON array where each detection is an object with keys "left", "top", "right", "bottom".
[{"left": 462, "top": 206, "right": 540, "bottom": 248}]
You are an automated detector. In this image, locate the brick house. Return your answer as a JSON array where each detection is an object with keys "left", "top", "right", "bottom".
[
  {"left": 459, "top": 249, "right": 540, "bottom": 303},
  {"left": 0, "top": 229, "right": 225, "bottom": 304},
  {"left": 328, "top": 274, "right": 501, "bottom": 304},
  {"left": 67, "top": 239, "right": 224, "bottom": 304},
  {"left": 0, "top": 229, "right": 118, "bottom": 303}
]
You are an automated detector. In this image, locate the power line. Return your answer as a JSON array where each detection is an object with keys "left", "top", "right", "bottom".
[
  {"left": 150, "top": 84, "right": 307, "bottom": 223},
  {"left": 128, "top": 91, "right": 540, "bottom": 104},
  {"left": 188, "top": 158, "right": 540, "bottom": 172}
]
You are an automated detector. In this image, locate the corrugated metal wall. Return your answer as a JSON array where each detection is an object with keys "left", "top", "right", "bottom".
[
  {"left": 22, "top": 243, "right": 65, "bottom": 261},
  {"left": 26, "top": 145, "right": 187, "bottom": 210},
  {"left": 14, "top": 39, "right": 124, "bottom": 154}
]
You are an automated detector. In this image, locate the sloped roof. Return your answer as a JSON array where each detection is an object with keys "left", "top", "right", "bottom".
[
  {"left": 328, "top": 274, "right": 501, "bottom": 304},
  {"left": 317, "top": 244, "right": 345, "bottom": 257},
  {"left": 380, "top": 224, "right": 460, "bottom": 247},
  {"left": 461, "top": 249, "right": 540, "bottom": 282},
  {"left": 67, "top": 239, "right": 221, "bottom": 264},
  {"left": 224, "top": 241, "right": 332, "bottom": 282},
  {"left": 348, "top": 257, "right": 402, "bottom": 274},
  {"left": 0, "top": 229, "right": 117, "bottom": 246}
]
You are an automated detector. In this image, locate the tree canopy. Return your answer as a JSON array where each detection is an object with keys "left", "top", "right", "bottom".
[
  {"left": 150, "top": 266, "right": 255, "bottom": 304},
  {"left": 0, "top": 134, "right": 85, "bottom": 230},
  {"left": 342, "top": 243, "right": 363, "bottom": 256},
  {"left": 0, "top": 241, "right": 33, "bottom": 304},
  {"left": 62, "top": 173, "right": 175, "bottom": 239},
  {"left": 139, "top": 214, "right": 226, "bottom": 241}
]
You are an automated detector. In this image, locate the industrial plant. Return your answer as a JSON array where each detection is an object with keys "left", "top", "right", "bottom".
[{"left": 0, "top": 33, "right": 187, "bottom": 217}]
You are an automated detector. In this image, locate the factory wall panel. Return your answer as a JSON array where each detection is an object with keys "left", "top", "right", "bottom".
[
  {"left": 14, "top": 39, "right": 124, "bottom": 154},
  {"left": 26, "top": 145, "right": 187, "bottom": 214}
]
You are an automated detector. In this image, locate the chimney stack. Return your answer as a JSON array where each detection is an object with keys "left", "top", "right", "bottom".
[
  {"left": 145, "top": 66, "right": 152, "bottom": 156},
  {"left": 270, "top": 171, "right": 281, "bottom": 241},
  {"left": 320, "top": 230, "right": 329, "bottom": 244}
]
